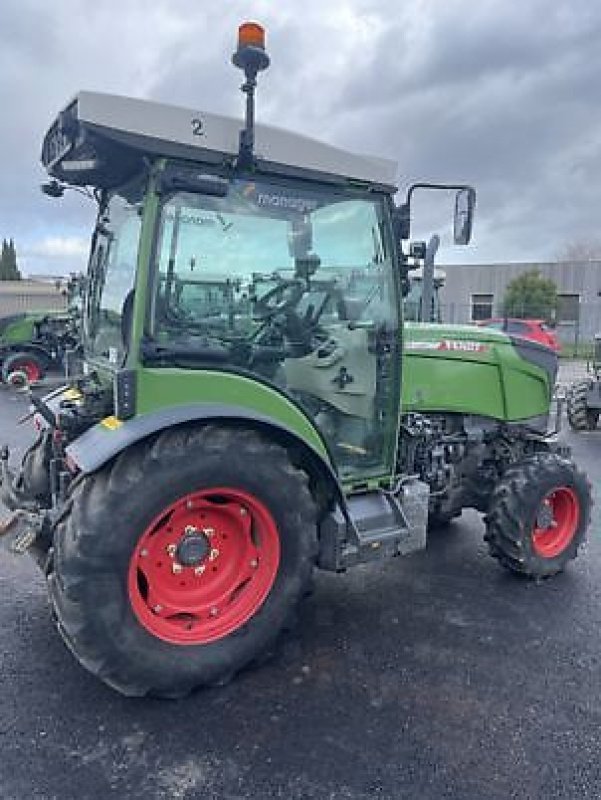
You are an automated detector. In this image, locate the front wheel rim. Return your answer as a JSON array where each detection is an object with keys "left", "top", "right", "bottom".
[
  {"left": 128, "top": 487, "right": 280, "bottom": 645},
  {"left": 532, "top": 487, "right": 580, "bottom": 558}
]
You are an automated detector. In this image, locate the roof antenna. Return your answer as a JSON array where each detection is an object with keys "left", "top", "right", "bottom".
[{"left": 232, "top": 22, "right": 270, "bottom": 169}]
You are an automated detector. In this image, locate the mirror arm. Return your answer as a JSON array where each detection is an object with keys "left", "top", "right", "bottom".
[{"left": 397, "top": 181, "right": 475, "bottom": 241}]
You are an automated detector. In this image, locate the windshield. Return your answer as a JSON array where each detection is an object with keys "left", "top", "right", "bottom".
[
  {"left": 149, "top": 177, "right": 398, "bottom": 478},
  {"left": 83, "top": 179, "right": 143, "bottom": 364},
  {"left": 151, "top": 181, "right": 394, "bottom": 339}
]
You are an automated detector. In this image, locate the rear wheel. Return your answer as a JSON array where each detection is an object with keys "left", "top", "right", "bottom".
[
  {"left": 1, "top": 351, "right": 45, "bottom": 388},
  {"left": 484, "top": 453, "right": 590, "bottom": 578},
  {"left": 47, "top": 425, "right": 317, "bottom": 697},
  {"left": 567, "top": 380, "right": 598, "bottom": 431}
]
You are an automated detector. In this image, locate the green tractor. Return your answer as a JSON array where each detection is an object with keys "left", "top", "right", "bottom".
[
  {"left": 0, "top": 277, "right": 82, "bottom": 388},
  {"left": 566, "top": 335, "right": 601, "bottom": 431},
  {"left": 0, "top": 23, "right": 591, "bottom": 698}
]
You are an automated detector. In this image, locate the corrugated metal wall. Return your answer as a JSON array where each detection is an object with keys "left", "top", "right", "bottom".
[
  {"left": 0, "top": 284, "right": 67, "bottom": 317},
  {"left": 439, "top": 260, "right": 601, "bottom": 342}
]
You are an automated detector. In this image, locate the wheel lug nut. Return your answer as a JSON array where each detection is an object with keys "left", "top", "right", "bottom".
[
  {"left": 194, "top": 565, "right": 206, "bottom": 576},
  {"left": 209, "top": 548, "right": 220, "bottom": 561},
  {"left": 172, "top": 562, "right": 183, "bottom": 574},
  {"left": 166, "top": 544, "right": 177, "bottom": 557}
]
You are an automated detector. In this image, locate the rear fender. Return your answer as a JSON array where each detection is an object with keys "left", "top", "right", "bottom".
[{"left": 65, "top": 403, "right": 345, "bottom": 508}]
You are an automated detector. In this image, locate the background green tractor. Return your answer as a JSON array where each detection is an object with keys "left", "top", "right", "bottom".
[
  {"left": 566, "top": 334, "right": 601, "bottom": 431},
  {"left": 0, "top": 311, "right": 62, "bottom": 386},
  {"left": 0, "top": 277, "right": 82, "bottom": 388},
  {"left": 0, "top": 22, "right": 591, "bottom": 698}
]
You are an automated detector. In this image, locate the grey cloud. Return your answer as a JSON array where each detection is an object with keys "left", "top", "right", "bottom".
[{"left": 1, "top": 0, "right": 601, "bottom": 272}]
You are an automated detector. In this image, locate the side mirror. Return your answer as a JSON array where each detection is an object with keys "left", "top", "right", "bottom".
[{"left": 453, "top": 187, "right": 476, "bottom": 245}]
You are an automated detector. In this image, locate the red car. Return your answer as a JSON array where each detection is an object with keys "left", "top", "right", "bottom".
[{"left": 477, "top": 318, "right": 561, "bottom": 352}]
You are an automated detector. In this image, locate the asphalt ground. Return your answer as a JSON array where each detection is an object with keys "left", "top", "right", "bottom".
[{"left": 1, "top": 388, "right": 601, "bottom": 800}]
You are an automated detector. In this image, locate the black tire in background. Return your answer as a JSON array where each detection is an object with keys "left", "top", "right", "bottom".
[
  {"left": 566, "top": 380, "right": 599, "bottom": 431},
  {"left": 484, "top": 453, "right": 591, "bottom": 578},
  {"left": 47, "top": 425, "right": 317, "bottom": 698}
]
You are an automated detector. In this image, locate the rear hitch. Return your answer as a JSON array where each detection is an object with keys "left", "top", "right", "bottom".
[
  {"left": 0, "top": 445, "right": 42, "bottom": 512},
  {"left": 0, "top": 509, "right": 45, "bottom": 555}
]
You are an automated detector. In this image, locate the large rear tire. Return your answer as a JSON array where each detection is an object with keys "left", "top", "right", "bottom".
[
  {"left": 484, "top": 453, "right": 591, "bottom": 578},
  {"left": 47, "top": 425, "right": 317, "bottom": 698},
  {"left": 566, "top": 380, "right": 599, "bottom": 431}
]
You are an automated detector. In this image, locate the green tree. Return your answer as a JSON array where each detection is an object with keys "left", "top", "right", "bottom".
[
  {"left": 502, "top": 269, "right": 557, "bottom": 322},
  {"left": 0, "top": 238, "right": 22, "bottom": 280}
]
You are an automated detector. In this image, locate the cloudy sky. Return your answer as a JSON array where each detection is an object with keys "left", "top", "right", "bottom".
[{"left": 1, "top": 0, "right": 601, "bottom": 275}]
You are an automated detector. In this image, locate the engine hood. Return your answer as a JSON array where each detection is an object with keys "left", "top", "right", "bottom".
[{"left": 402, "top": 321, "right": 557, "bottom": 425}]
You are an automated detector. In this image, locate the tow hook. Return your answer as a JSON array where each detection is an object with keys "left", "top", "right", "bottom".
[{"left": 0, "top": 510, "right": 44, "bottom": 555}]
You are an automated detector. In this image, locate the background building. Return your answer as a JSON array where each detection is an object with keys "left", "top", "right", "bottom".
[
  {"left": 439, "top": 260, "right": 601, "bottom": 347},
  {"left": 0, "top": 279, "right": 68, "bottom": 317}
]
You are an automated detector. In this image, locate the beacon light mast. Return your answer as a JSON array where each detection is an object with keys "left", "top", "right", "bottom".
[{"left": 232, "top": 22, "right": 270, "bottom": 169}]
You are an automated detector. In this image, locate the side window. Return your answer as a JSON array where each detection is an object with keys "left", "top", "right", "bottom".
[
  {"left": 85, "top": 194, "right": 141, "bottom": 364},
  {"left": 470, "top": 293, "right": 494, "bottom": 322}
]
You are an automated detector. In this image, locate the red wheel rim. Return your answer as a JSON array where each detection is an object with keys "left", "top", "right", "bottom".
[
  {"left": 127, "top": 488, "right": 280, "bottom": 645},
  {"left": 532, "top": 487, "right": 580, "bottom": 558},
  {"left": 8, "top": 359, "right": 41, "bottom": 384}
]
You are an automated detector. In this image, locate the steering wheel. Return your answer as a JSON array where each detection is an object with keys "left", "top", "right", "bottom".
[{"left": 252, "top": 279, "right": 305, "bottom": 321}]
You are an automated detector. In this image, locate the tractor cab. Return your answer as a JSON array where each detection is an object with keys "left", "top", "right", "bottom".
[
  {"left": 41, "top": 85, "right": 408, "bottom": 481},
  {"left": 41, "top": 76, "right": 474, "bottom": 486}
]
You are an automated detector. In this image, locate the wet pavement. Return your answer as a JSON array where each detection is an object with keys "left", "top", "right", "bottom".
[{"left": 0, "top": 387, "right": 600, "bottom": 799}]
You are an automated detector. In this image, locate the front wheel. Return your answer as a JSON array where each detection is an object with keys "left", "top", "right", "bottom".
[
  {"left": 484, "top": 453, "right": 591, "bottom": 578},
  {"left": 47, "top": 426, "right": 317, "bottom": 697}
]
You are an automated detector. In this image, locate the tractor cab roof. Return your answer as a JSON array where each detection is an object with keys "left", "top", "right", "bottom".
[{"left": 41, "top": 91, "right": 398, "bottom": 192}]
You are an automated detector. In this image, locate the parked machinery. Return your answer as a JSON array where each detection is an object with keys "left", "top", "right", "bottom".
[{"left": 566, "top": 335, "right": 601, "bottom": 431}]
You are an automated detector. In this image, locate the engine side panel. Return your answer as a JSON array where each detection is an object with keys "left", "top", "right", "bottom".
[{"left": 403, "top": 323, "right": 554, "bottom": 423}]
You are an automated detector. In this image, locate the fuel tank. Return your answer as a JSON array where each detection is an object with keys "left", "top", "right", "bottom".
[{"left": 402, "top": 322, "right": 557, "bottom": 426}]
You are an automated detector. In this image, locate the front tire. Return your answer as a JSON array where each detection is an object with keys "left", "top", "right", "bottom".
[
  {"left": 484, "top": 453, "right": 591, "bottom": 578},
  {"left": 47, "top": 425, "right": 317, "bottom": 698},
  {"left": 567, "top": 380, "right": 599, "bottom": 431}
]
